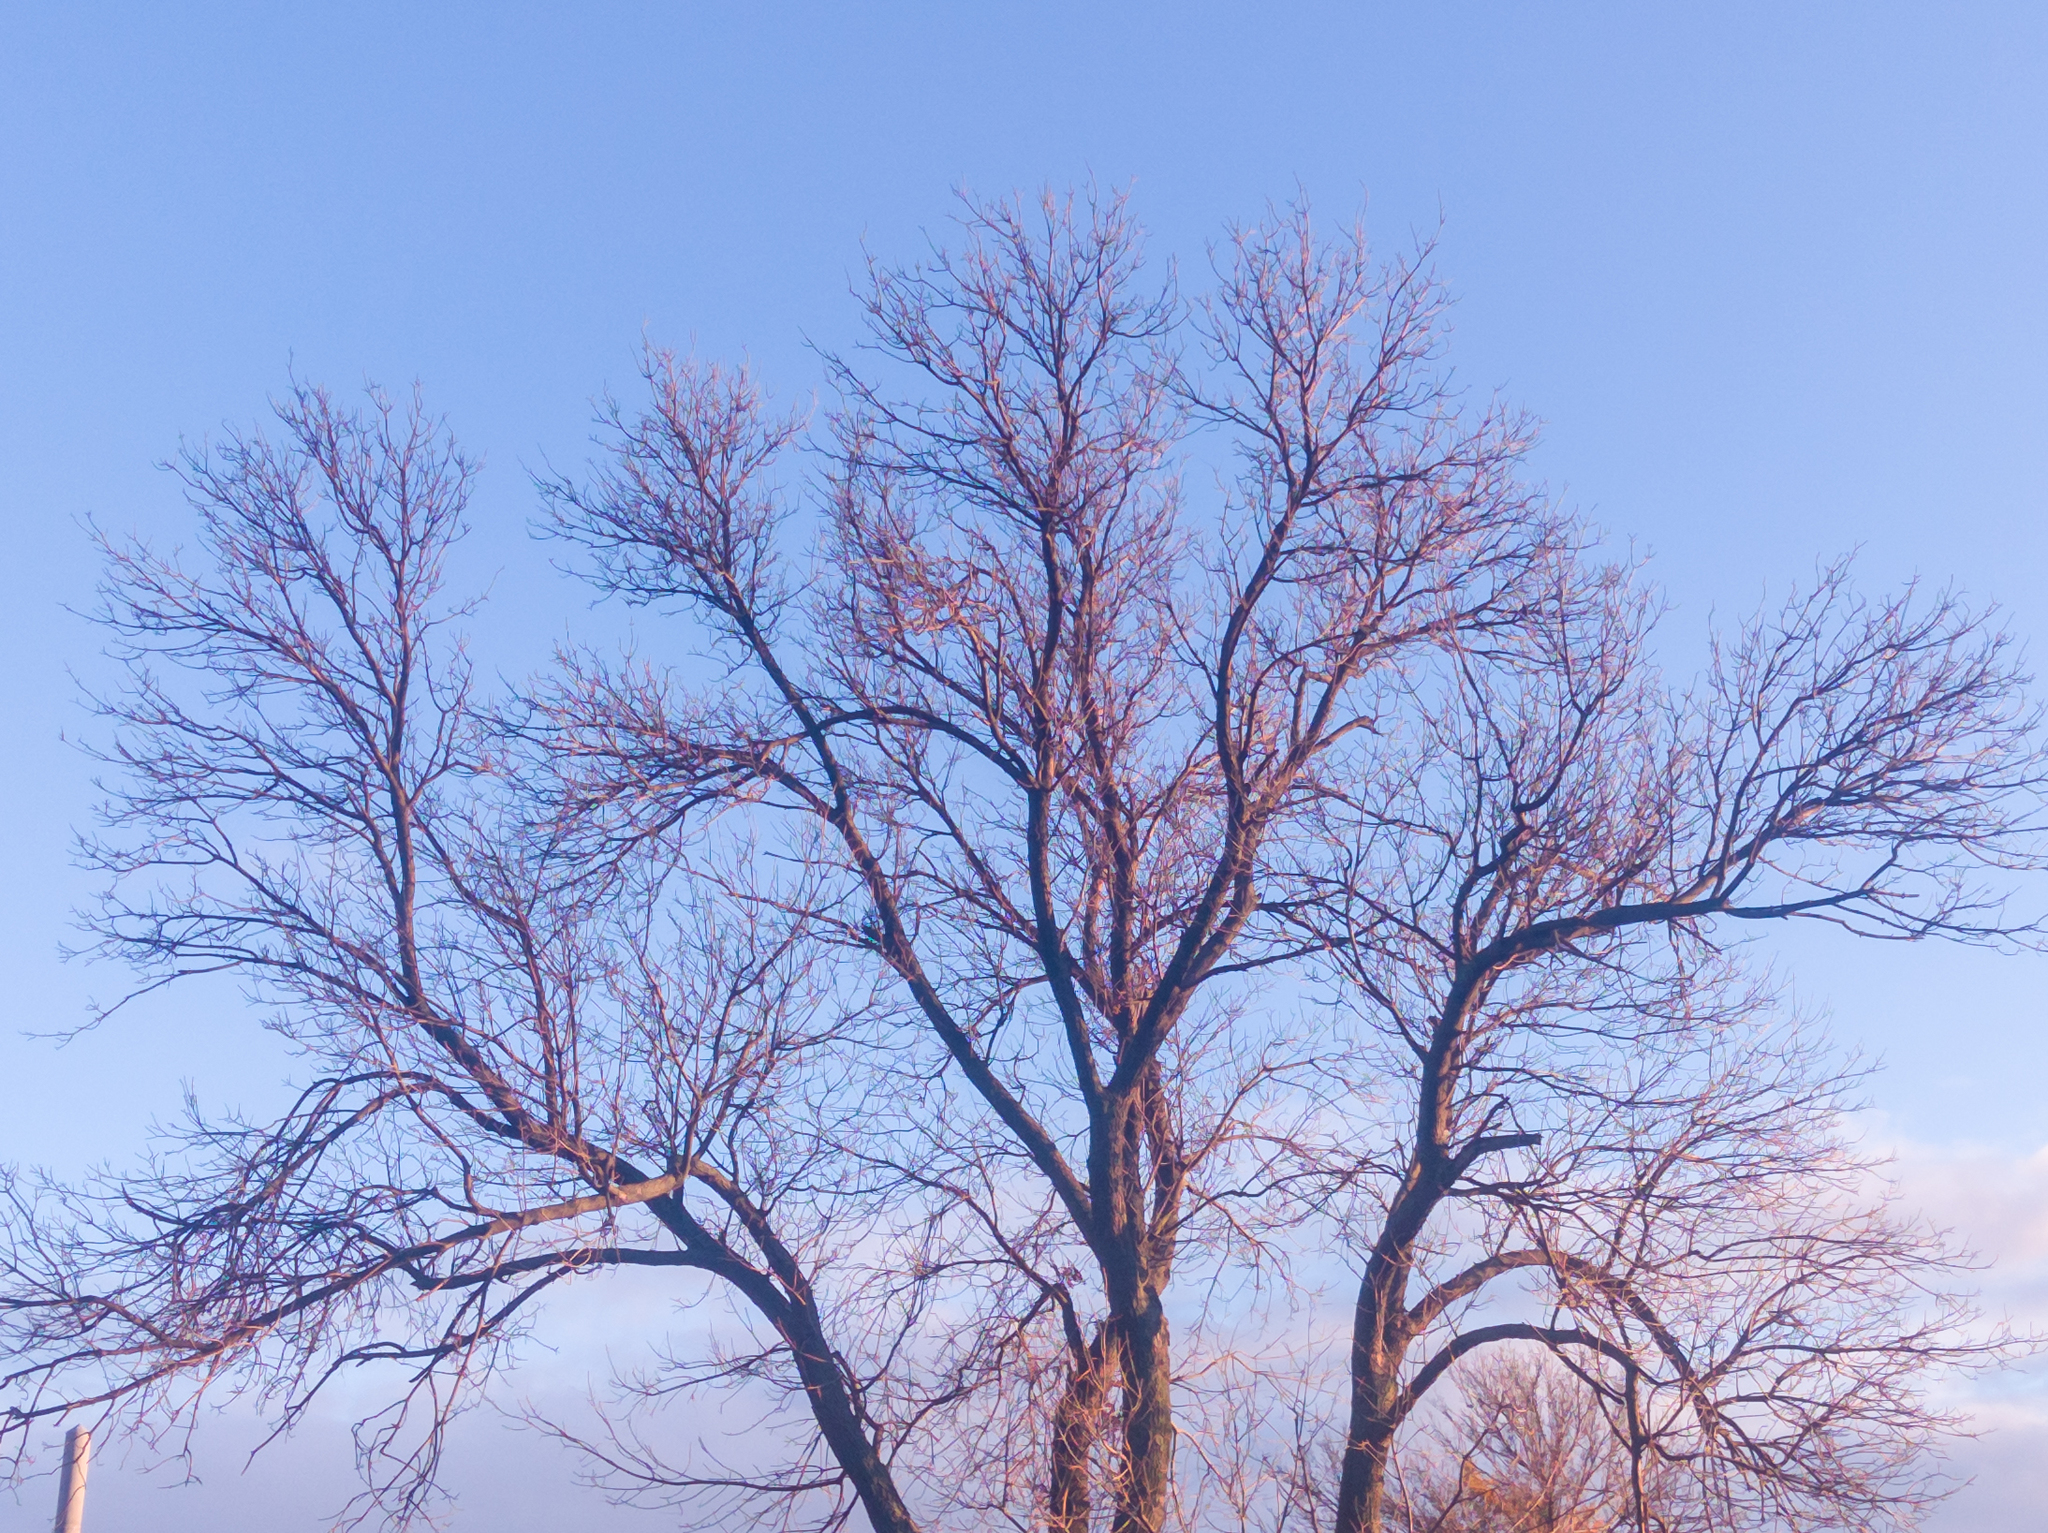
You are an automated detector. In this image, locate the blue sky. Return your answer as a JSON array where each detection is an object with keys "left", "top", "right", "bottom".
[{"left": 3, "top": 3, "right": 2046, "bottom": 1528}]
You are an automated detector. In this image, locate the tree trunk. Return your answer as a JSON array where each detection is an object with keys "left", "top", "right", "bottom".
[
  {"left": 1111, "top": 1293, "right": 1175, "bottom": 1533},
  {"left": 1333, "top": 1427, "right": 1393, "bottom": 1533},
  {"left": 782, "top": 1315, "right": 920, "bottom": 1533},
  {"left": 1334, "top": 1242, "right": 1414, "bottom": 1533},
  {"left": 1048, "top": 1331, "right": 1111, "bottom": 1533}
]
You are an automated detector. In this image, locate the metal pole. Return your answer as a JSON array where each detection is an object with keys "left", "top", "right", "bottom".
[{"left": 52, "top": 1425, "right": 89, "bottom": 1533}]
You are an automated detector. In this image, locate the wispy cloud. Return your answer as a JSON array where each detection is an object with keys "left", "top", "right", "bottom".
[{"left": 1864, "top": 1123, "right": 2048, "bottom": 1527}]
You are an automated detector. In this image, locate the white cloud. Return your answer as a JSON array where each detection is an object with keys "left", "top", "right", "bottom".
[{"left": 1861, "top": 1124, "right": 2048, "bottom": 1529}]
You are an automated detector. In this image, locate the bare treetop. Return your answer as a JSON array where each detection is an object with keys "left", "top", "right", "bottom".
[{"left": 3, "top": 190, "right": 2041, "bottom": 1533}]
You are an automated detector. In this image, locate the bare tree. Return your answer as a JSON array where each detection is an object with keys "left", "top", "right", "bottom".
[
  {"left": 0, "top": 385, "right": 936, "bottom": 1533},
  {"left": 1267, "top": 557, "right": 2043, "bottom": 1533},
  {"left": 1388, "top": 1350, "right": 1646, "bottom": 1533},
  {"left": 534, "top": 190, "right": 1567, "bottom": 1533},
  {"left": 0, "top": 190, "right": 2036, "bottom": 1533}
]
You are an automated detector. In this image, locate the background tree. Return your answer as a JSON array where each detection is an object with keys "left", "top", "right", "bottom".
[{"left": 1387, "top": 1350, "right": 1651, "bottom": 1533}]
